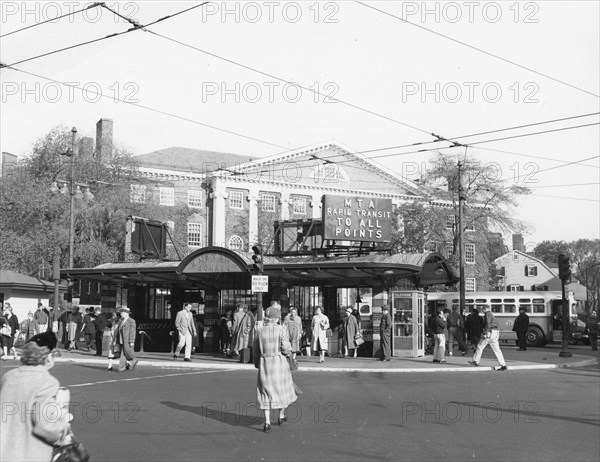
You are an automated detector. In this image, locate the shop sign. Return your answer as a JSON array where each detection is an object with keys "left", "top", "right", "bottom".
[
  {"left": 182, "top": 252, "right": 244, "bottom": 274},
  {"left": 322, "top": 195, "right": 392, "bottom": 242}
]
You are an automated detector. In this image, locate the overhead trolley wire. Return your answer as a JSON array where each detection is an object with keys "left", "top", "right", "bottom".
[
  {"left": 0, "top": 2, "right": 103, "bottom": 38},
  {"left": 356, "top": 1, "right": 600, "bottom": 99},
  {"left": 360, "top": 112, "right": 600, "bottom": 154},
  {"left": 1, "top": 3, "right": 210, "bottom": 67},
  {"left": 6, "top": 67, "right": 287, "bottom": 150},
  {"left": 142, "top": 30, "right": 435, "bottom": 136},
  {"left": 227, "top": 122, "right": 600, "bottom": 178}
]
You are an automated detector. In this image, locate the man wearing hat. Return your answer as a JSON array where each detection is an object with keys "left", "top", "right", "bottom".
[
  {"left": 116, "top": 306, "right": 138, "bottom": 372},
  {"left": 342, "top": 307, "right": 359, "bottom": 358},
  {"left": 379, "top": 304, "right": 392, "bottom": 361}
]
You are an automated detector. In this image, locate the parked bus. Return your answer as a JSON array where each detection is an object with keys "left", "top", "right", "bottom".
[{"left": 425, "top": 291, "right": 585, "bottom": 347}]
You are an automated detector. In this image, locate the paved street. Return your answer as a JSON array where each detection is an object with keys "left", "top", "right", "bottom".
[{"left": 2, "top": 355, "right": 598, "bottom": 462}]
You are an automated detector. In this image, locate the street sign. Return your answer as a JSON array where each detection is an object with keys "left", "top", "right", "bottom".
[{"left": 251, "top": 275, "right": 269, "bottom": 293}]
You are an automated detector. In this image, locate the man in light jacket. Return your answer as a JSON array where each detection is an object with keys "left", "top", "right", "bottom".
[
  {"left": 33, "top": 303, "right": 48, "bottom": 334},
  {"left": 174, "top": 303, "right": 197, "bottom": 362}
]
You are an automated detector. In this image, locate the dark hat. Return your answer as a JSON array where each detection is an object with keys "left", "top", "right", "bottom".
[
  {"left": 27, "top": 332, "right": 58, "bottom": 351},
  {"left": 381, "top": 304, "right": 389, "bottom": 310}
]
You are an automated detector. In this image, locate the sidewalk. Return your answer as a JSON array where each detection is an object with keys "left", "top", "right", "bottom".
[{"left": 48, "top": 344, "right": 599, "bottom": 373}]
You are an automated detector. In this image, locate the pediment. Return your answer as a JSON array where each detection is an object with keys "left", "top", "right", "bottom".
[{"left": 229, "top": 142, "right": 426, "bottom": 198}]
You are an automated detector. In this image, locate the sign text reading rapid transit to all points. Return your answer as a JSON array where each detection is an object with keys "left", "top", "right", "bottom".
[{"left": 322, "top": 195, "right": 393, "bottom": 243}]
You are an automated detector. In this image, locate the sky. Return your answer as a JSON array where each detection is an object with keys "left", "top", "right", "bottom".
[{"left": 1, "top": 1, "right": 599, "bottom": 251}]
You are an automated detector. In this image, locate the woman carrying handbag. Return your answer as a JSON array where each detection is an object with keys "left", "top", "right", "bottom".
[{"left": 311, "top": 306, "right": 330, "bottom": 363}]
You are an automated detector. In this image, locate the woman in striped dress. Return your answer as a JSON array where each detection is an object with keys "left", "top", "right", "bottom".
[{"left": 253, "top": 302, "right": 298, "bottom": 433}]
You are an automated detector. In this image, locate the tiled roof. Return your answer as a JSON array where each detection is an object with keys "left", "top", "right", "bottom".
[
  {"left": 135, "top": 147, "right": 255, "bottom": 173},
  {"left": 0, "top": 269, "right": 62, "bottom": 290}
]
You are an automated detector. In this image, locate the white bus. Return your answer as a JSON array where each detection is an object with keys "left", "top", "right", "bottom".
[{"left": 425, "top": 291, "right": 584, "bottom": 347}]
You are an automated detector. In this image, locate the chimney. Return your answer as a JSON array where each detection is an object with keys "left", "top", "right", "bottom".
[
  {"left": 95, "top": 118, "right": 113, "bottom": 161},
  {"left": 512, "top": 234, "right": 525, "bottom": 252},
  {"left": 77, "top": 137, "right": 94, "bottom": 160}
]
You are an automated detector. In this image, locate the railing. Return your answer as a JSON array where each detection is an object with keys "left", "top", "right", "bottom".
[{"left": 138, "top": 330, "right": 154, "bottom": 353}]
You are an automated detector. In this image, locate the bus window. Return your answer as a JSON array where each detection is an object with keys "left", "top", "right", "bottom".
[
  {"left": 465, "top": 299, "right": 474, "bottom": 304},
  {"left": 504, "top": 304, "right": 516, "bottom": 313},
  {"left": 491, "top": 298, "right": 502, "bottom": 303},
  {"left": 503, "top": 298, "right": 515, "bottom": 303},
  {"left": 491, "top": 304, "right": 502, "bottom": 313},
  {"left": 532, "top": 298, "right": 545, "bottom": 303},
  {"left": 475, "top": 299, "right": 487, "bottom": 303},
  {"left": 519, "top": 298, "right": 531, "bottom": 303},
  {"left": 533, "top": 304, "right": 545, "bottom": 313},
  {"left": 519, "top": 304, "right": 532, "bottom": 313},
  {"left": 431, "top": 300, "right": 447, "bottom": 309}
]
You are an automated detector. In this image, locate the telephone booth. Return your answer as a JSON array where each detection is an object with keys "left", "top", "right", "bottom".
[{"left": 391, "top": 291, "right": 425, "bottom": 357}]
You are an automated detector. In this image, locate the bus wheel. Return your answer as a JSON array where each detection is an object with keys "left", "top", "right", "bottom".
[{"left": 526, "top": 326, "right": 544, "bottom": 347}]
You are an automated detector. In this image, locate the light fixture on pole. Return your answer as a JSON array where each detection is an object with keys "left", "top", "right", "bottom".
[{"left": 83, "top": 187, "right": 94, "bottom": 201}]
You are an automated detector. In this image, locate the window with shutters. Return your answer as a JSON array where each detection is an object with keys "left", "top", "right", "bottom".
[{"left": 525, "top": 265, "right": 538, "bottom": 276}]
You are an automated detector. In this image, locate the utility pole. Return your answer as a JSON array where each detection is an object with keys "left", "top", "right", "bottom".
[
  {"left": 558, "top": 254, "right": 572, "bottom": 357},
  {"left": 68, "top": 127, "right": 77, "bottom": 269},
  {"left": 457, "top": 161, "right": 466, "bottom": 316}
]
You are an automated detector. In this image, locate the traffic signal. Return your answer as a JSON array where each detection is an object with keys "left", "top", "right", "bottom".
[
  {"left": 251, "top": 244, "right": 263, "bottom": 274},
  {"left": 558, "top": 254, "right": 571, "bottom": 281}
]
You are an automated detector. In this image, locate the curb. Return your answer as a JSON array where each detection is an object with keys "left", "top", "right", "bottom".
[{"left": 54, "top": 356, "right": 599, "bottom": 373}]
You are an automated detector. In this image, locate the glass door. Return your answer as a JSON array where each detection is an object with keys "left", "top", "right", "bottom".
[
  {"left": 392, "top": 292, "right": 414, "bottom": 356},
  {"left": 392, "top": 291, "right": 425, "bottom": 357}
]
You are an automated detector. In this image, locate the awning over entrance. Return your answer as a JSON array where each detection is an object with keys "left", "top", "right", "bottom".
[
  {"left": 62, "top": 248, "right": 457, "bottom": 289},
  {"left": 262, "top": 252, "right": 457, "bottom": 288}
]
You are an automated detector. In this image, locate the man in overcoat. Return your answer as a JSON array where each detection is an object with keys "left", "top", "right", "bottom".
[
  {"left": 379, "top": 304, "right": 392, "bottom": 361},
  {"left": 512, "top": 307, "right": 530, "bottom": 351},
  {"left": 342, "top": 307, "right": 359, "bottom": 357},
  {"left": 93, "top": 307, "right": 108, "bottom": 356},
  {"left": 117, "top": 306, "right": 138, "bottom": 372}
]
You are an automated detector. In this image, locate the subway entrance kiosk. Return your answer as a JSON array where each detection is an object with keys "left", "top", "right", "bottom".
[{"left": 391, "top": 291, "right": 426, "bottom": 357}]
